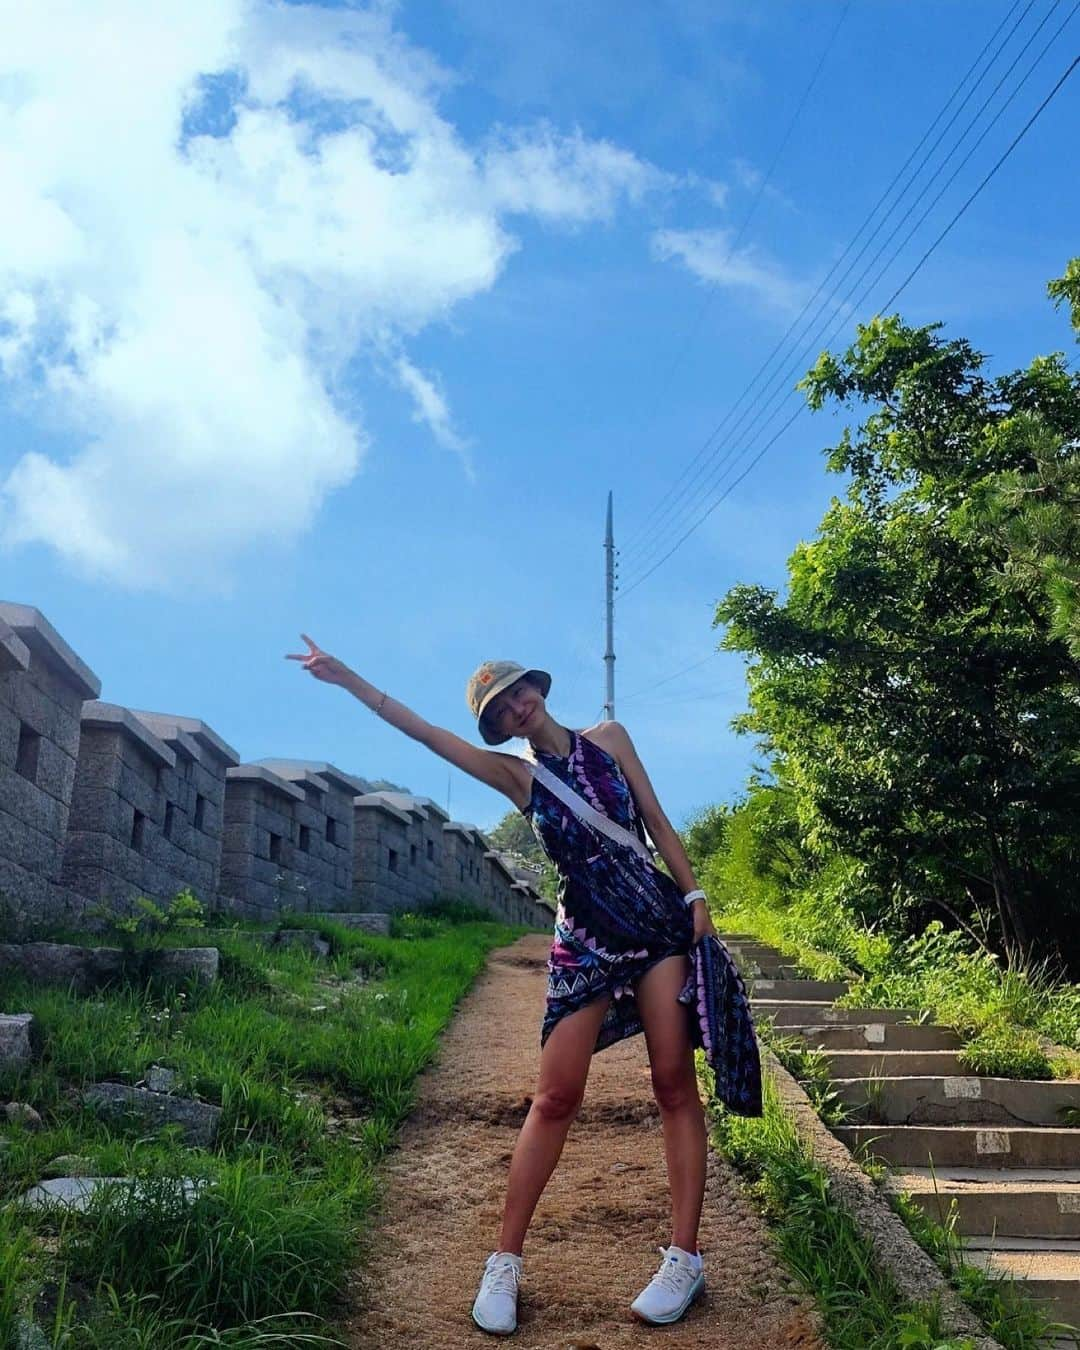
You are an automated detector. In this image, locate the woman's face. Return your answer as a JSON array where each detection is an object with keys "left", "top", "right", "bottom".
[{"left": 485, "top": 676, "right": 543, "bottom": 738}]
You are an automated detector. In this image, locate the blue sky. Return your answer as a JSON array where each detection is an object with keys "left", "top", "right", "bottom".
[{"left": 2, "top": 0, "right": 1077, "bottom": 836}]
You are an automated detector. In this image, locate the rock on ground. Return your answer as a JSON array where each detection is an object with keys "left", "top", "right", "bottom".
[
  {"left": 343, "top": 934, "right": 821, "bottom": 1350},
  {"left": 17, "top": 1176, "right": 203, "bottom": 1213},
  {"left": 3, "top": 1102, "right": 43, "bottom": 1130},
  {"left": 0, "top": 943, "right": 219, "bottom": 989},
  {"left": 82, "top": 1082, "right": 222, "bottom": 1147},
  {"left": 0, "top": 1013, "right": 37, "bottom": 1067}
]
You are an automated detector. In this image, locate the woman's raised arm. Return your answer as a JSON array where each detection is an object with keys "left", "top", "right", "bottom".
[{"left": 285, "top": 635, "right": 531, "bottom": 808}]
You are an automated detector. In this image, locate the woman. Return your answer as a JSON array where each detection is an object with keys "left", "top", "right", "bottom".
[{"left": 287, "top": 638, "right": 718, "bottom": 1335}]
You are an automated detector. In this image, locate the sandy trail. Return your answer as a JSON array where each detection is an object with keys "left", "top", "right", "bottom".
[{"left": 344, "top": 934, "right": 822, "bottom": 1350}]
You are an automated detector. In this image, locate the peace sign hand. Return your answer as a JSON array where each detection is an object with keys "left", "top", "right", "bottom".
[{"left": 285, "top": 634, "right": 354, "bottom": 688}]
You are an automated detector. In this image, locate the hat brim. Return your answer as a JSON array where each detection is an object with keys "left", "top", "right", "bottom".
[{"left": 477, "top": 668, "right": 552, "bottom": 745}]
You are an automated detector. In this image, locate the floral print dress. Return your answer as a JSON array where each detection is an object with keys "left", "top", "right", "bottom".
[
  {"left": 520, "top": 729, "right": 697, "bottom": 1051},
  {"left": 520, "top": 729, "right": 762, "bottom": 1116}
]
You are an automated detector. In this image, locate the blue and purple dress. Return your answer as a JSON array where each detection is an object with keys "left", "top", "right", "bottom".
[{"left": 520, "top": 729, "right": 762, "bottom": 1117}]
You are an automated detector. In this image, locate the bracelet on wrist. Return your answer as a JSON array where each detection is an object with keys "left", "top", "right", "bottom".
[{"left": 682, "top": 888, "right": 707, "bottom": 908}]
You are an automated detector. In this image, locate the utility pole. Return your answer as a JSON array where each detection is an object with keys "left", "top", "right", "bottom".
[{"left": 603, "top": 490, "right": 615, "bottom": 722}]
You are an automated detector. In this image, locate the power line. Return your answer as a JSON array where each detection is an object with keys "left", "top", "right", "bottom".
[
  {"left": 622, "top": 651, "right": 722, "bottom": 702},
  {"left": 620, "top": 0, "right": 851, "bottom": 541},
  {"left": 622, "top": 0, "right": 1067, "bottom": 581},
  {"left": 625, "top": 0, "right": 1079, "bottom": 588},
  {"left": 618, "top": 53, "right": 1079, "bottom": 602},
  {"left": 626, "top": 9, "right": 1078, "bottom": 587},
  {"left": 630, "top": 689, "right": 739, "bottom": 709},
  {"left": 619, "top": 0, "right": 1038, "bottom": 568},
  {"left": 880, "top": 52, "right": 1080, "bottom": 311},
  {"left": 619, "top": 27, "right": 1078, "bottom": 596}
]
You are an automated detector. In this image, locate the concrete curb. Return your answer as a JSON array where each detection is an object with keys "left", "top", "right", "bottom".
[{"left": 759, "top": 1046, "right": 1006, "bottom": 1350}]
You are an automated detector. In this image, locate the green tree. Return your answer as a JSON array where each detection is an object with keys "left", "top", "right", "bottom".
[
  {"left": 972, "top": 260, "right": 1080, "bottom": 662},
  {"left": 681, "top": 802, "right": 732, "bottom": 874},
  {"left": 1047, "top": 257, "right": 1080, "bottom": 334},
  {"left": 488, "top": 809, "right": 560, "bottom": 906},
  {"left": 717, "top": 309, "right": 1080, "bottom": 964},
  {"left": 488, "top": 809, "right": 545, "bottom": 863}
]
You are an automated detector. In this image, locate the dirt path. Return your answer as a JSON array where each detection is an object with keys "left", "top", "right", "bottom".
[{"left": 344, "top": 935, "right": 822, "bottom": 1350}]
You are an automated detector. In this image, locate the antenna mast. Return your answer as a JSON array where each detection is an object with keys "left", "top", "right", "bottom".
[{"left": 603, "top": 490, "right": 615, "bottom": 721}]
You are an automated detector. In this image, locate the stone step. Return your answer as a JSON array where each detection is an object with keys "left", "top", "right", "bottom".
[
  {"left": 752, "top": 1001, "right": 920, "bottom": 1028},
  {"left": 746, "top": 978, "right": 850, "bottom": 1001},
  {"left": 723, "top": 943, "right": 792, "bottom": 960},
  {"left": 833, "top": 1076, "right": 1080, "bottom": 1127},
  {"left": 834, "top": 1124, "right": 1080, "bottom": 1169},
  {"left": 738, "top": 962, "right": 805, "bottom": 979},
  {"left": 962, "top": 1240, "right": 1080, "bottom": 1336},
  {"left": 792, "top": 1023, "right": 962, "bottom": 1051},
  {"left": 890, "top": 1168, "right": 1080, "bottom": 1237},
  {"left": 820, "top": 1049, "right": 966, "bottom": 1078}
]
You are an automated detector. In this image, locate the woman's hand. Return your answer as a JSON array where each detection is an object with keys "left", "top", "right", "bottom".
[
  {"left": 692, "top": 903, "right": 717, "bottom": 943},
  {"left": 285, "top": 634, "right": 355, "bottom": 688}
]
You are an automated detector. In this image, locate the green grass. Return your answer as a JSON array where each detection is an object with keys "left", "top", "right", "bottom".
[
  {"left": 889, "top": 1189, "right": 1079, "bottom": 1349},
  {"left": 710, "top": 1075, "right": 978, "bottom": 1350},
  {"left": 756, "top": 1027, "right": 851, "bottom": 1127},
  {"left": 0, "top": 904, "right": 521, "bottom": 1348},
  {"left": 718, "top": 891, "right": 1080, "bottom": 1077}
]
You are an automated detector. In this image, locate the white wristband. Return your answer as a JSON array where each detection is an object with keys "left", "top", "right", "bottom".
[{"left": 682, "top": 888, "right": 706, "bottom": 908}]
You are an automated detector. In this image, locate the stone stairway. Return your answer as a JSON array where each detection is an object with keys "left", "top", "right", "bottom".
[{"left": 719, "top": 934, "right": 1080, "bottom": 1343}]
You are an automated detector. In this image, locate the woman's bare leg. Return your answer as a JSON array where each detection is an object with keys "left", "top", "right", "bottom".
[
  {"left": 634, "top": 954, "right": 707, "bottom": 1254},
  {"left": 496, "top": 993, "right": 611, "bottom": 1255}
]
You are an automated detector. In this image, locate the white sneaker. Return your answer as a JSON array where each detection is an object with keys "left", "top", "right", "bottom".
[
  {"left": 472, "top": 1251, "right": 523, "bottom": 1335},
  {"left": 630, "top": 1245, "right": 704, "bottom": 1325}
]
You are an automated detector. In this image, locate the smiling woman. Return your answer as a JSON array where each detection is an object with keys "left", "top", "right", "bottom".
[
  {"left": 287, "top": 633, "right": 760, "bottom": 1336},
  {"left": 465, "top": 660, "right": 553, "bottom": 745}
]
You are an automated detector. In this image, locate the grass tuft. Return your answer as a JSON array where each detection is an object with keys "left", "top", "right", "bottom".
[{"left": 0, "top": 905, "right": 521, "bottom": 1344}]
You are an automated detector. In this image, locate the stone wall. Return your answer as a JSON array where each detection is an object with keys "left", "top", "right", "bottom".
[
  {"left": 0, "top": 602, "right": 549, "bottom": 931},
  {"left": 0, "top": 604, "right": 101, "bottom": 928},
  {"left": 474, "top": 850, "right": 551, "bottom": 928},
  {"left": 130, "top": 711, "right": 239, "bottom": 904},
  {"left": 375, "top": 792, "right": 447, "bottom": 901},
  {"left": 255, "top": 760, "right": 361, "bottom": 912},
  {"left": 219, "top": 765, "right": 306, "bottom": 920},
  {"left": 509, "top": 882, "right": 553, "bottom": 927},
  {"left": 441, "top": 822, "right": 489, "bottom": 906},
  {"left": 62, "top": 703, "right": 180, "bottom": 910},
  {"left": 353, "top": 794, "right": 424, "bottom": 913}
]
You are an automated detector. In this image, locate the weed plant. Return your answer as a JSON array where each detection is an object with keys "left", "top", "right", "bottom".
[
  {"left": 697, "top": 806, "right": 1080, "bottom": 1063},
  {"left": 756, "top": 1028, "right": 849, "bottom": 1127},
  {"left": 711, "top": 1076, "right": 978, "bottom": 1349},
  {"left": 0, "top": 907, "right": 521, "bottom": 1346},
  {"left": 710, "top": 1076, "right": 1061, "bottom": 1349},
  {"left": 890, "top": 1191, "right": 1079, "bottom": 1348}
]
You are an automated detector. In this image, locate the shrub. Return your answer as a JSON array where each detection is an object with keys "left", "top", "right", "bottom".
[{"left": 957, "top": 1027, "right": 1053, "bottom": 1080}]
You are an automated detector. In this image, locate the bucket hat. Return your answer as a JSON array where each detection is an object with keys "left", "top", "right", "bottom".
[{"left": 466, "top": 660, "right": 552, "bottom": 745}]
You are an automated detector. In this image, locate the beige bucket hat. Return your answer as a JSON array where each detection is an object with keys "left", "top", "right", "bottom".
[{"left": 466, "top": 660, "right": 552, "bottom": 745}]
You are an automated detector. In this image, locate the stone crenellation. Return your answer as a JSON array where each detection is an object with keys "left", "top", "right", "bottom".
[
  {"left": 0, "top": 605, "right": 101, "bottom": 928},
  {"left": 0, "top": 602, "right": 550, "bottom": 933}
]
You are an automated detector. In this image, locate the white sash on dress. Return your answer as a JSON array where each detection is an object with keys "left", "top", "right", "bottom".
[{"left": 520, "top": 746, "right": 656, "bottom": 867}]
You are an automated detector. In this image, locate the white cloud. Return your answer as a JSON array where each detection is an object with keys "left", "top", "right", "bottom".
[
  {"left": 395, "top": 355, "right": 471, "bottom": 469},
  {"left": 0, "top": 1, "right": 657, "bottom": 588},
  {"left": 732, "top": 156, "right": 796, "bottom": 212},
  {"left": 651, "top": 226, "right": 807, "bottom": 317},
  {"left": 482, "top": 125, "right": 665, "bottom": 221}
]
